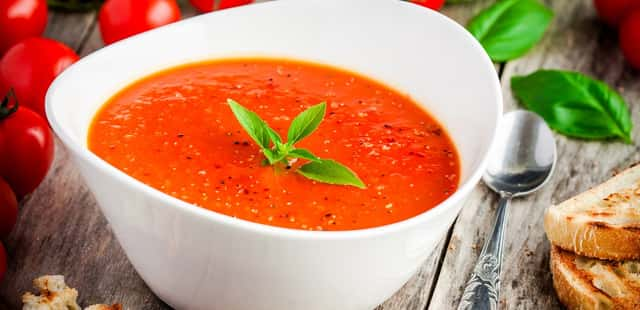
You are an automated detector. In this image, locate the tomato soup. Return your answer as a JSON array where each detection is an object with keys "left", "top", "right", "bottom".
[{"left": 88, "top": 58, "right": 460, "bottom": 231}]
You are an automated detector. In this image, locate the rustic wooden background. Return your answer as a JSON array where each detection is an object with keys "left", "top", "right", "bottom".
[{"left": 2, "top": 0, "right": 639, "bottom": 309}]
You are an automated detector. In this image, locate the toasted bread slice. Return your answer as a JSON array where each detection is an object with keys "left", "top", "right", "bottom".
[
  {"left": 544, "top": 164, "right": 640, "bottom": 260},
  {"left": 550, "top": 246, "right": 640, "bottom": 309}
]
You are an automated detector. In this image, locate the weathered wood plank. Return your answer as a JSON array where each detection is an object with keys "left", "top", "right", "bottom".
[
  {"left": 428, "top": 0, "right": 640, "bottom": 309},
  {"left": 44, "top": 11, "right": 96, "bottom": 51},
  {"left": 377, "top": 237, "right": 450, "bottom": 310}
]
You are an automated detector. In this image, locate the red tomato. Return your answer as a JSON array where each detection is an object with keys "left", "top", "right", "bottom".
[
  {"left": 0, "top": 0, "right": 48, "bottom": 56},
  {"left": 0, "top": 242, "right": 6, "bottom": 283},
  {"left": 0, "top": 177, "right": 17, "bottom": 238},
  {"left": 409, "top": 0, "right": 445, "bottom": 11},
  {"left": 594, "top": 0, "right": 640, "bottom": 27},
  {"left": 0, "top": 38, "right": 79, "bottom": 120},
  {"left": 620, "top": 10, "right": 640, "bottom": 69},
  {"left": 0, "top": 91, "right": 54, "bottom": 198},
  {"left": 188, "top": 0, "right": 253, "bottom": 12},
  {"left": 99, "top": 0, "right": 181, "bottom": 44}
]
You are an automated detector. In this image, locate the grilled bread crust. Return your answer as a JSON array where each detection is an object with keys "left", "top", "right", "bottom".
[
  {"left": 545, "top": 164, "right": 640, "bottom": 260},
  {"left": 550, "top": 246, "right": 640, "bottom": 310}
]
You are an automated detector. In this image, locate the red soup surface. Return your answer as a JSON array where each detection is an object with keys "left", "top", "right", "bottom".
[{"left": 89, "top": 58, "right": 460, "bottom": 231}]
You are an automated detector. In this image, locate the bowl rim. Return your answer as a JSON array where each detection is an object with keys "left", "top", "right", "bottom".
[{"left": 46, "top": 0, "right": 503, "bottom": 240}]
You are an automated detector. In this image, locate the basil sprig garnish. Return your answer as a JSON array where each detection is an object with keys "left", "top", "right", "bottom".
[
  {"left": 511, "top": 70, "right": 633, "bottom": 143},
  {"left": 227, "top": 99, "right": 366, "bottom": 189},
  {"left": 467, "top": 0, "right": 553, "bottom": 62}
]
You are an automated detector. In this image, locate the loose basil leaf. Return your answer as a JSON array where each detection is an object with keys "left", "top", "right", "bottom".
[
  {"left": 227, "top": 99, "right": 272, "bottom": 149},
  {"left": 511, "top": 70, "right": 633, "bottom": 143},
  {"left": 298, "top": 159, "right": 366, "bottom": 189},
  {"left": 287, "top": 102, "right": 326, "bottom": 145},
  {"left": 467, "top": 0, "right": 553, "bottom": 62},
  {"left": 289, "top": 149, "right": 321, "bottom": 162}
]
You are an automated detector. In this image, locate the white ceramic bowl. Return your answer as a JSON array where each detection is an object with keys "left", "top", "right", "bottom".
[{"left": 46, "top": 0, "right": 501, "bottom": 309}]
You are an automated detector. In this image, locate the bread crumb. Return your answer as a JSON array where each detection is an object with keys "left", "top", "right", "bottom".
[
  {"left": 22, "top": 275, "right": 81, "bottom": 310},
  {"left": 22, "top": 275, "right": 122, "bottom": 310}
]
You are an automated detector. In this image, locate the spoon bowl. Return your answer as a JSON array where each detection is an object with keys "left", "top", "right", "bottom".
[{"left": 484, "top": 110, "right": 556, "bottom": 196}]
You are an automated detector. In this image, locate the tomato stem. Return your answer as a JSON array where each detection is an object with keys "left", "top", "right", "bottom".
[{"left": 0, "top": 89, "right": 18, "bottom": 121}]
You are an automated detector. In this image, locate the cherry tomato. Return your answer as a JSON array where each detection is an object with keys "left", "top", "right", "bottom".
[
  {"left": 620, "top": 10, "right": 640, "bottom": 69},
  {"left": 594, "top": 0, "right": 640, "bottom": 27},
  {"left": 99, "top": 0, "right": 181, "bottom": 44},
  {"left": 0, "top": 177, "right": 17, "bottom": 238},
  {"left": 0, "top": 91, "right": 54, "bottom": 198},
  {"left": 188, "top": 0, "right": 253, "bottom": 13},
  {"left": 0, "top": 242, "right": 6, "bottom": 283},
  {"left": 409, "top": 0, "right": 446, "bottom": 11},
  {"left": 0, "top": 38, "right": 79, "bottom": 120},
  {"left": 0, "top": 0, "right": 48, "bottom": 56}
]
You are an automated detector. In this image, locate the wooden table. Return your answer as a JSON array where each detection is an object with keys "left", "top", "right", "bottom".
[{"left": 2, "top": 0, "right": 639, "bottom": 309}]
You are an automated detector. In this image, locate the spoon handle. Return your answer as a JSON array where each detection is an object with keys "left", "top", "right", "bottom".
[{"left": 457, "top": 195, "right": 511, "bottom": 310}]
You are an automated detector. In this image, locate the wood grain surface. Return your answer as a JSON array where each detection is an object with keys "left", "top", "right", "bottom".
[
  {"left": 2, "top": 0, "right": 638, "bottom": 309},
  {"left": 428, "top": 1, "right": 640, "bottom": 309}
]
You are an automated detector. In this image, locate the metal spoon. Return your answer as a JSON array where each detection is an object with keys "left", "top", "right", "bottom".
[{"left": 457, "top": 110, "right": 556, "bottom": 310}]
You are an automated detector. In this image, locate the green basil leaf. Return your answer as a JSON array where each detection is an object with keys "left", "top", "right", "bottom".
[
  {"left": 227, "top": 99, "right": 272, "bottom": 149},
  {"left": 511, "top": 70, "right": 633, "bottom": 143},
  {"left": 298, "top": 159, "right": 365, "bottom": 189},
  {"left": 274, "top": 141, "right": 289, "bottom": 154},
  {"left": 287, "top": 102, "right": 326, "bottom": 145},
  {"left": 467, "top": 0, "right": 553, "bottom": 62},
  {"left": 289, "top": 149, "right": 321, "bottom": 162},
  {"left": 272, "top": 151, "right": 288, "bottom": 164},
  {"left": 266, "top": 127, "right": 282, "bottom": 144},
  {"left": 229, "top": 99, "right": 364, "bottom": 189},
  {"left": 262, "top": 148, "right": 277, "bottom": 164}
]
